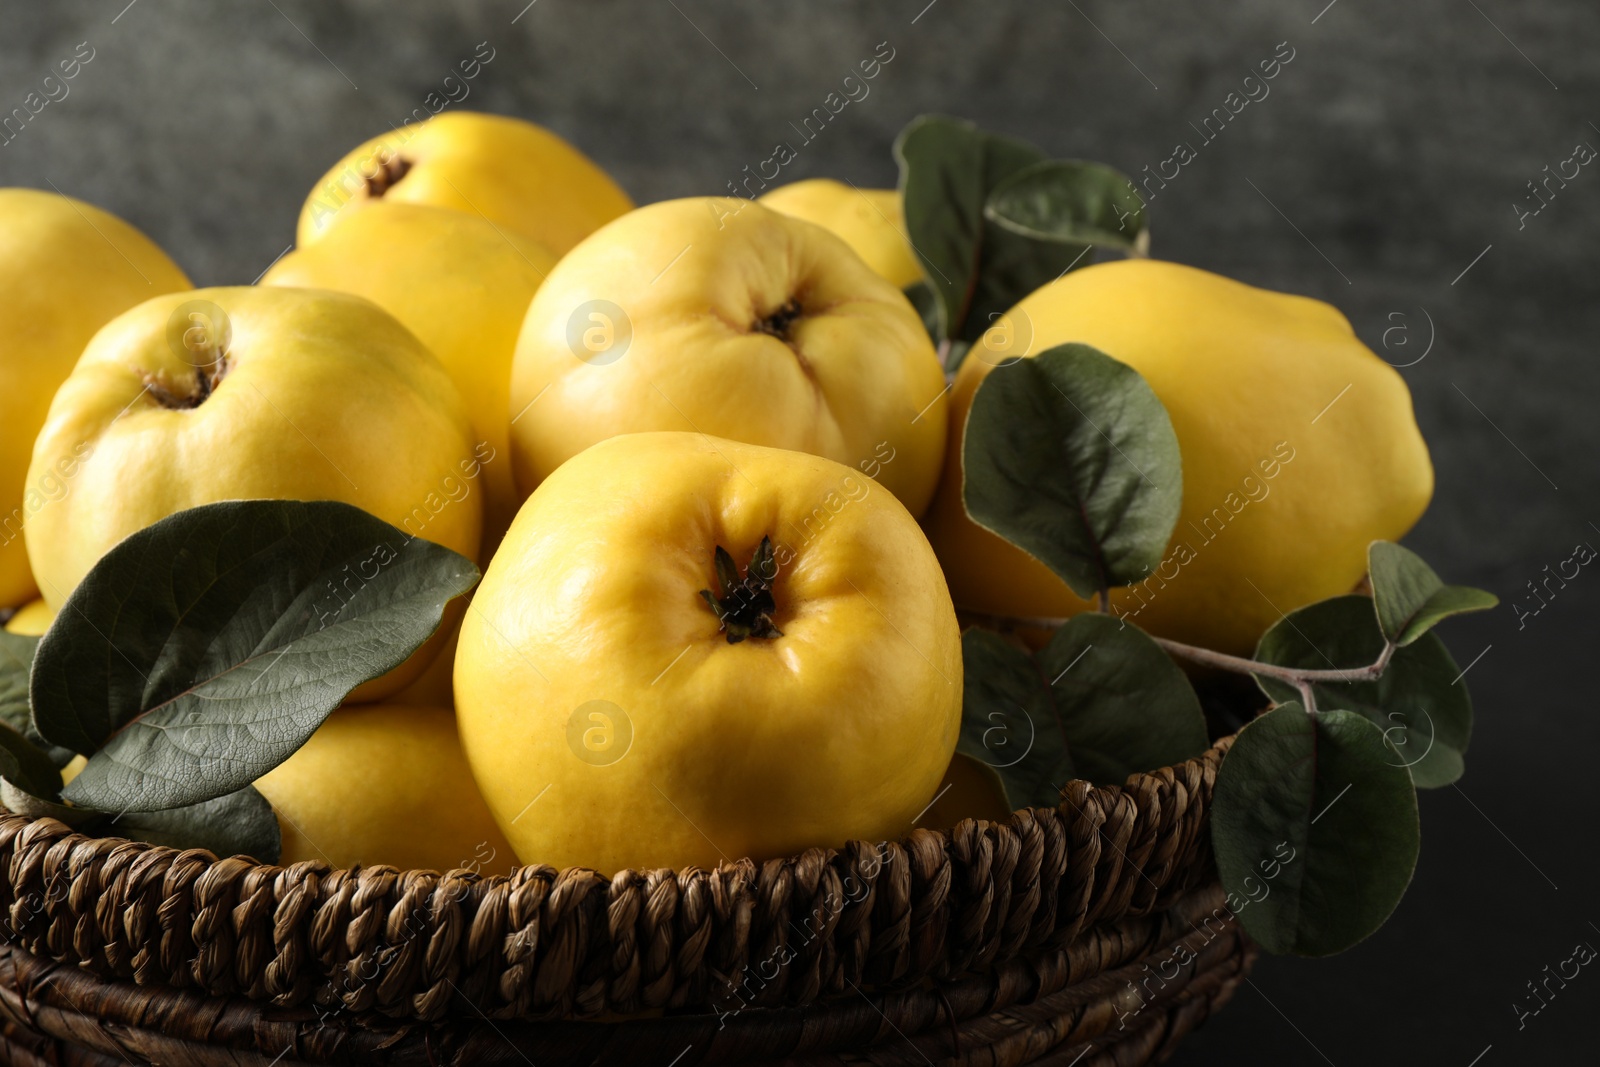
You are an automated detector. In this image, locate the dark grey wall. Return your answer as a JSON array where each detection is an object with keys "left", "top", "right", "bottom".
[{"left": 2, "top": 1, "right": 1596, "bottom": 1063}]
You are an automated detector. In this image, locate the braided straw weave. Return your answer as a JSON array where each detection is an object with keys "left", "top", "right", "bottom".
[{"left": 0, "top": 737, "right": 1249, "bottom": 1065}]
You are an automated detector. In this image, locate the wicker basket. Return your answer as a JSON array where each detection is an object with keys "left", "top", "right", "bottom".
[{"left": 0, "top": 737, "right": 1251, "bottom": 1066}]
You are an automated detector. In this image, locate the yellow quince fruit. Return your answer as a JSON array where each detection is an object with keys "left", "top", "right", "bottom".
[
  {"left": 23, "top": 286, "right": 482, "bottom": 698},
  {"left": 455, "top": 432, "right": 962, "bottom": 874},
  {"left": 920, "top": 752, "right": 1014, "bottom": 829},
  {"left": 923, "top": 258, "right": 1433, "bottom": 654},
  {"left": 3, "top": 598, "right": 53, "bottom": 636},
  {"left": 508, "top": 197, "right": 948, "bottom": 516},
  {"left": 760, "top": 179, "right": 923, "bottom": 289},
  {"left": 264, "top": 203, "right": 558, "bottom": 555},
  {"left": 0, "top": 188, "right": 190, "bottom": 609},
  {"left": 297, "top": 111, "right": 632, "bottom": 257},
  {"left": 256, "top": 703, "right": 513, "bottom": 875}
]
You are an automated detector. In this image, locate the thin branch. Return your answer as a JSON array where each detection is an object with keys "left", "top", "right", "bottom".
[
  {"left": 959, "top": 608, "right": 1396, "bottom": 686},
  {"left": 1150, "top": 635, "right": 1389, "bottom": 684},
  {"left": 1293, "top": 678, "right": 1320, "bottom": 716}
]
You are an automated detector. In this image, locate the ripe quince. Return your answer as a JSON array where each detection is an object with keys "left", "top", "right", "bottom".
[
  {"left": 455, "top": 432, "right": 963, "bottom": 874},
  {"left": 508, "top": 197, "right": 948, "bottom": 515},
  {"left": 297, "top": 111, "right": 632, "bottom": 257},
  {"left": 256, "top": 703, "right": 513, "bottom": 874},
  {"left": 23, "top": 286, "right": 482, "bottom": 697},
  {"left": 3, "top": 598, "right": 52, "bottom": 636},
  {"left": 264, "top": 203, "right": 557, "bottom": 555},
  {"left": 923, "top": 258, "right": 1433, "bottom": 654},
  {"left": 760, "top": 179, "right": 922, "bottom": 289},
  {"left": 0, "top": 189, "right": 190, "bottom": 609},
  {"left": 921, "top": 752, "right": 1014, "bottom": 828}
]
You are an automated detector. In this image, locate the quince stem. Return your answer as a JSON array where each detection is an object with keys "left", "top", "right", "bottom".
[
  {"left": 962, "top": 608, "right": 1397, "bottom": 714},
  {"left": 1147, "top": 635, "right": 1395, "bottom": 688}
]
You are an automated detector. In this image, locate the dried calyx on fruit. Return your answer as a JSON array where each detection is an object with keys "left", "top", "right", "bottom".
[
  {"left": 699, "top": 536, "right": 783, "bottom": 643},
  {"left": 363, "top": 151, "right": 412, "bottom": 198},
  {"left": 753, "top": 298, "right": 804, "bottom": 342},
  {"left": 143, "top": 326, "right": 232, "bottom": 410},
  {"left": 143, "top": 357, "right": 231, "bottom": 410}
]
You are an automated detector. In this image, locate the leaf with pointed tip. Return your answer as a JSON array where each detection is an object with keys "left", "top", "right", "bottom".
[
  {"left": 114, "top": 786, "right": 281, "bottom": 862},
  {"left": 1213, "top": 704, "right": 1419, "bottom": 956},
  {"left": 1254, "top": 596, "right": 1472, "bottom": 788},
  {"left": 33, "top": 500, "right": 478, "bottom": 813},
  {"left": 985, "top": 159, "right": 1148, "bottom": 253},
  {"left": 963, "top": 344, "right": 1182, "bottom": 600},
  {"left": 1368, "top": 541, "right": 1497, "bottom": 646},
  {"left": 1037, "top": 614, "right": 1209, "bottom": 785}
]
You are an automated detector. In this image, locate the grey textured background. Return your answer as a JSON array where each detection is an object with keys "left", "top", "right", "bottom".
[{"left": 2, "top": 1, "right": 1597, "bottom": 1063}]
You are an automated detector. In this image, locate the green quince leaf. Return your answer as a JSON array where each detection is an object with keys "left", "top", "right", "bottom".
[
  {"left": 955, "top": 628, "right": 1071, "bottom": 809},
  {"left": 0, "top": 719, "right": 67, "bottom": 804},
  {"left": 1253, "top": 595, "right": 1472, "bottom": 788},
  {"left": 956, "top": 615, "right": 1209, "bottom": 805},
  {"left": 1212, "top": 703, "right": 1420, "bottom": 956},
  {"left": 896, "top": 115, "right": 1091, "bottom": 348},
  {"left": 904, "top": 280, "right": 970, "bottom": 374},
  {"left": 1037, "top": 614, "right": 1209, "bottom": 784},
  {"left": 962, "top": 343, "right": 1182, "bottom": 601},
  {"left": 0, "top": 631, "right": 34, "bottom": 736},
  {"left": 904, "top": 279, "right": 940, "bottom": 339},
  {"left": 36, "top": 500, "right": 478, "bottom": 813},
  {"left": 984, "top": 159, "right": 1148, "bottom": 253},
  {"left": 0, "top": 632, "right": 75, "bottom": 769},
  {"left": 1368, "top": 540, "right": 1498, "bottom": 647},
  {"left": 113, "top": 786, "right": 281, "bottom": 862}
]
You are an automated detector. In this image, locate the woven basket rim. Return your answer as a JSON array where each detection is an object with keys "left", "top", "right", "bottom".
[{"left": 0, "top": 732, "right": 1237, "bottom": 1028}]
